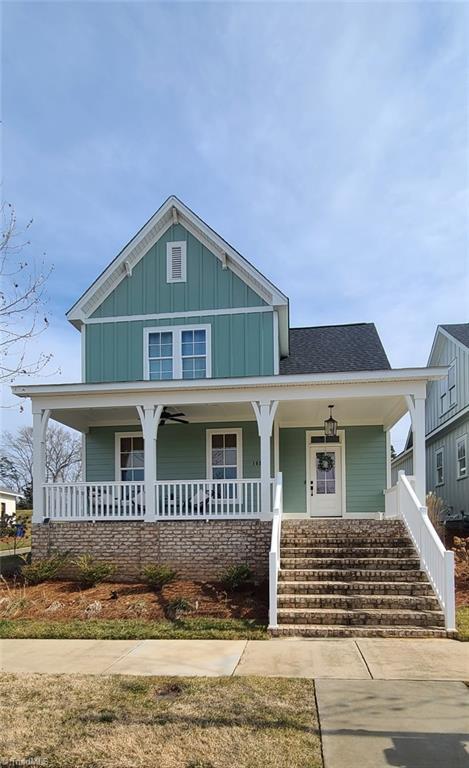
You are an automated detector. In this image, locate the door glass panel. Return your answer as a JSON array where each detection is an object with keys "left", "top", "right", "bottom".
[{"left": 316, "top": 452, "right": 336, "bottom": 495}]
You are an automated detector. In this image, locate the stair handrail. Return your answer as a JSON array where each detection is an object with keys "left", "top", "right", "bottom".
[
  {"left": 269, "top": 472, "right": 283, "bottom": 628},
  {"left": 397, "top": 471, "right": 455, "bottom": 631}
]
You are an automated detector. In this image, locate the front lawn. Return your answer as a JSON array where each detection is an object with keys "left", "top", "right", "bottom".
[
  {"left": 0, "top": 674, "right": 322, "bottom": 768},
  {"left": 0, "top": 617, "right": 268, "bottom": 640}
]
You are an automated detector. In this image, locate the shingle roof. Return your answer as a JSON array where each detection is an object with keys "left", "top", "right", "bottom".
[
  {"left": 441, "top": 323, "right": 469, "bottom": 349},
  {"left": 279, "top": 323, "right": 390, "bottom": 375}
]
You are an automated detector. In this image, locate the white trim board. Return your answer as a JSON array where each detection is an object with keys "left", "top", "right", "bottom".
[{"left": 84, "top": 305, "right": 273, "bottom": 325}]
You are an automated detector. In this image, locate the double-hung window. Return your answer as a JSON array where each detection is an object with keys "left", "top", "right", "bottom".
[
  {"left": 145, "top": 325, "right": 211, "bottom": 380},
  {"left": 117, "top": 435, "right": 144, "bottom": 482},
  {"left": 456, "top": 435, "right": 467, "bottom": 480},
  {"left": 435, "top": 448, "right": 444, "bottom": 486}
]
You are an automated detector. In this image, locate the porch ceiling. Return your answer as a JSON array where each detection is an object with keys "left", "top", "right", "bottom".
[{"left": 49, "top": 394, "right": 406, "bottom": 433}]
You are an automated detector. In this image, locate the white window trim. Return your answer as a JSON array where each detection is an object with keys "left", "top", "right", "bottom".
[
  {"left": 440, "top": 360, "right": 457, "bottom": 416},
  {"left": 435, "top": 447, "right": 444, "bottom": 486},
  {"left": 115, "top": 431, "right": 143, "bottom": 482},
  {"left": 456, "top": 434, "right": 467, "bottom": 481},
  {"left": 143, "top": 324, "right": 212, "bottom": 380},
  {"left": 166, "top": 241, "right": 187, "bottom": 283},
  {"left": 206, "top": 428, "right": 243, "bottom": 480}
]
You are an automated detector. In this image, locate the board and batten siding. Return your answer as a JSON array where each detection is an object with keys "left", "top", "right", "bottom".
[
  {"left": 85, "top": 311, "right": 274, "bottom": 383},
  {"left": 85, "top": 422, "right": 262, "bottom": 482},
  {"left": 91, "top": 223, "right": 266, "bottom": 318},
  {"left": 426, "top": 415, "right": 469, "bottom": 518},
  {"left": 279, "top": 426, "right": 386, "bottom": 516},
  {"left": 84, "top": 222, "right": 276, "bottom": 382},
  {"left": 391, "top": 451, "right": 413, "bottom": 485},
  {"left": 426, "top": 331, "right": 469, "bottom": 435}
]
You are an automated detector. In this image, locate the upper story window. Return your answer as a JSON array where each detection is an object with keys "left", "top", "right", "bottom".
[
  {"left": 166, "top": 241, "right": 187, "bottom": 283},
  {"left": 144, "top": 325, "right": 211, "bottom": 381},
  {"left": 435, "top": 447, "right": 444, "bottom": 486},
  {"left": 440, "top": 360, "right": 457, "bottom": 415},
  {"left": 456, "top": 435, "right": 467, "bottom": 480}
]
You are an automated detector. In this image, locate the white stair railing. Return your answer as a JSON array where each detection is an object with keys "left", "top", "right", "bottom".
[
  {"left": 396, "top": 471, "right": 456, "bottom": 631},
  {"left": 268, "top": 472, "right": 283, "bottom": 628}
]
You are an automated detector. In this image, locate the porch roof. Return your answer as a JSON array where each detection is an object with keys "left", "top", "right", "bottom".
[{"left": 13, "top": 366, "right": 446, "bottom": 433}]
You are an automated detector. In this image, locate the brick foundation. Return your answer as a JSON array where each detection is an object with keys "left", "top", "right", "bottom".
[{"left": 31, "top": 520, "right": 272, "bottom": 582}]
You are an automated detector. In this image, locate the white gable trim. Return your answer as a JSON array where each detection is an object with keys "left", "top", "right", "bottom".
[
  {"left": 67, "top": 196, "right": 288, "bottom": 329},
  {"left": 427, "top": 325, "right": 469, "bottom": 365},
  {"left": 84, "top": 305, "right": 273, "bottom": 325}
]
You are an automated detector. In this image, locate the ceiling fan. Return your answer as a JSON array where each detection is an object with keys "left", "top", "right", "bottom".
[{"left": 159, "top": 407, "right": 189, "bottom": 426}]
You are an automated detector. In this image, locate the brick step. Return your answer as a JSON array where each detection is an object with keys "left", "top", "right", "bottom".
[
  {"left": 278, "top": 568, "right": 427, "bottom": 582},
  {"left": 269, "top": 625, "right": 449, "bottom": 639},
  {"left": 280, "top": 537, "right": 412, "bottom": 547},
  {"left": 280, "top": 546, "right": 416, "bottom": 558},
  {"left": 277, "top": 594, "right": 440, "bottom": 611},
  {"left": 282, "top": 522, "right": 407, "bottom": 534},
  {"left": 277, "top": 580, "right": 434, "bottom": 596},
  {"left": 277, "top": 608, "right": 445, "bottom": 627},
  {"left": 280, "top": 557, "right": 421, "bottom": 570}
]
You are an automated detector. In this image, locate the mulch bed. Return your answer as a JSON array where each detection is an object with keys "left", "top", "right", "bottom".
[{"left": 0, "top": 578, "right": 268, "bottom": 622}]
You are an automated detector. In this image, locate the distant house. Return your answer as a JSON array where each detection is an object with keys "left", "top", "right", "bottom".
[
  {"left": 392, "top": 324, "right": 469, "bottom": 522},
  {"left": 0, "top": 488, "right": 24, "bottom": 523}
]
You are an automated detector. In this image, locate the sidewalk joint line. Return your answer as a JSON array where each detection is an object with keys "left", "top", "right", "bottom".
[
  {"left": 313, "top": 680, "right": 326, "bottom": 768},
  {"left": 231, "top": 639, "right": 249, "bottom": 676},
  {"left": 354, "top": 640, "right": 373, "bottom": 679},
  {"left": 100, "top": 639, "right": 146, "bottom": 675}
]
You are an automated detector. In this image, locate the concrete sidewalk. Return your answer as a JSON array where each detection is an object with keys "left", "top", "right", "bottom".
[
  {"left": 1, "top": 637, "right": 468, "bottom": 680},
  {"left": 316, "top": 679, "right": 469, "bottom": 768}
]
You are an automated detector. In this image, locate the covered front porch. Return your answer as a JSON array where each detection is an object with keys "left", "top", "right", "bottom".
[{"left": 13, "top": 368, "right": 442, "bottom": 524}]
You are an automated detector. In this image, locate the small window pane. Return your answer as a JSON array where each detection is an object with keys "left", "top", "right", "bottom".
[
  {"left": 225, "top": 434, "right": 237, "bottom": 448},
  {"left": 225, "top": 448, "right": 237, "bottom": 466},
  {"left": 212, "top": 449, "right": 224, "bottom": 466},
  {"left": 317, "top": 481, "right": 326, "bottom": 494},
  {"left": 194, "top": 330, "right": 205, "bottom": 342},
  {"left": 212, "top": 435, "right": 224, "bottom": 449},
  {"left": 225, "top": 466, "right": 237, "bottom": 480},
  {"left": 120, "top": 438, "right": 131, "bottom": 452},
  {"left": 121, "top": 452, "right": 131, "bottom": 468},
  {"left": 213, "top": 466, "right": 225, "bottom": 480}
]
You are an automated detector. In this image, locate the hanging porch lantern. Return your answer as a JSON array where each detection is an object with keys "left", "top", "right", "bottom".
[{"left": 324, "top": 404, "right": 338, "bottom": 438}]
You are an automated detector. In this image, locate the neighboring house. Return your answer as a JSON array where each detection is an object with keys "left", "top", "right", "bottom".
[
  {"left": 13, "top": 196, "right": 454, "bottom": 636},
  {"left": 392, "top": 324, "right": 469, "bottom": 522},
  {"left": 0, "top": 488, "right": 24, "bottom": 523}
]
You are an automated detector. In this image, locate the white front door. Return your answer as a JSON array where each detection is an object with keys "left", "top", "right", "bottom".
[{"left": 308, "top": 445, "right": 343, "bottom": 517}]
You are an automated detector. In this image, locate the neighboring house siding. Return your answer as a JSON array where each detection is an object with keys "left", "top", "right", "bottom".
[
  {"left": 91, "top": 224, "right": 266, "bottom": 318},
  {"left": 391, "top": 451, "right": 413, "bottom": 485},
  {"left": 426, "top": 415, "right": 469, "bottom": 517},
  {"left": 426, "top": 333, "right": 469, "bottom": 435},
  {"left": 86, "top": 422, "right": 262, "bottom": 482},
  {"left": 279, "top": 426, "right": 386, "bottom": 516},
  {"left": 85, "top": 311, "right": 275, "bottom": 382}
]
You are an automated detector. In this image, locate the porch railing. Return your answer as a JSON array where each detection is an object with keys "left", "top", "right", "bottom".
[
  {"left": 44, "top": 482, "right": 145, "bottom": 520},
  {"left": 389, "top": 471, "right": 456, "bottom": 631},
  {"left": 154, "top": 479, "right": 263, "bottom": 519},
  {"left": 268, "top": 472, "right": 283, "bottom": 629}
]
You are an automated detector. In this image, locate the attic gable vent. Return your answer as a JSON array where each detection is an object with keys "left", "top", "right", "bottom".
[{"left": 166, "top": 241, "right": 187, "bottom": 283}]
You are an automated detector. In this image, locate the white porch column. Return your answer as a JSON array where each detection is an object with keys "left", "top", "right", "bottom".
[
  {"left": 251, "top": 400, "right": 278, "bottom": 520},
  {"left": 385, "top": 427, "right": 392, "bottom": 489},
  {"left": 32, "top": 409, "right": 50, "bottom": 523},
  {"left": 406, "top": 394, "right": 426, "bottom": 504},
  {"left": 137, "top": 405, "right": 163, "bottom": 522}
]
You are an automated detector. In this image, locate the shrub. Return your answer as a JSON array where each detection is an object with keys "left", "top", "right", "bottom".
[
  {"left": 165, "top": 598, "right": 191, "bottom": 621},
  {"left": 220, "top": 564, "right": 253, "bottom": 591},
  {"left": 141, "top": 564, "right": 177, "bottom": 592},
  {"left": 73, "top": 554, "right": 116, "bottom": 589},
  {"left": 453, "top": 537, "right": 469, "bottom": 584},
  {"left": 21, "top": 552, "right": 69, "bottom": 585},
  {"left": 426, "top": 492, "right": 446, "bottom": 542}
]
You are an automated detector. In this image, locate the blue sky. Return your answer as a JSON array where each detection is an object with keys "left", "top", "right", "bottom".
[{"left": 2, "top": 1, "right": 468, "bottom": 450}]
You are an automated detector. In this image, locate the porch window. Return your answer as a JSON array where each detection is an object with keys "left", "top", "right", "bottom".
[
  {"left": 435, "top": 448, "right": 444, "bottom": 486},
  {"left": 118, "top": 435, "right": 144, "bottom": 481},
  {"left": 207, "top": 430, "right": 242, "bottom": 480},
  {"left": 456, "top": 435, "right": 467, "bottom": 480},
  {"left": 145, "top": 325, "right": 211, "bottom": 380}
]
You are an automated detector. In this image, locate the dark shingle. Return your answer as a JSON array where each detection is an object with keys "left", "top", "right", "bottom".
[
  {"left": 279, "top": 323, "right": 390, "bottom": 375},
  {"left": 440, "top": 323, "right": 469, "bottom": 349}
]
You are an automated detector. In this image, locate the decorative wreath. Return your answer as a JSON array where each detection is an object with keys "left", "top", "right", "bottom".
[{"left": 317, "top": 453, "right": 335, "bottom": 472}]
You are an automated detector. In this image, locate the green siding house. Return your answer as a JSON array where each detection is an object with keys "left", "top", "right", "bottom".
[{"left": 14, "top": 196, "right": 456, "bottom": 635}]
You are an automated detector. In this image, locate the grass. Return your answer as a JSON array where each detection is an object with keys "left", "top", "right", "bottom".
[
  {"left": 0, "top": 617, "right": 268, "bottom": 640},
  {"left": 456, "top": 606, "right": 469, "bottom": 641},
  {"left": 0, "top": 673, "right": 322, "bottom": 768}
]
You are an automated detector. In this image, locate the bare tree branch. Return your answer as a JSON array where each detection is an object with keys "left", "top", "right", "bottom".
[
  {"left": 2, "top": 424, "right": 82, "bottom": 487},
  {"left": 0, "top": 202, "right": 54, "bottom": 383}
]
